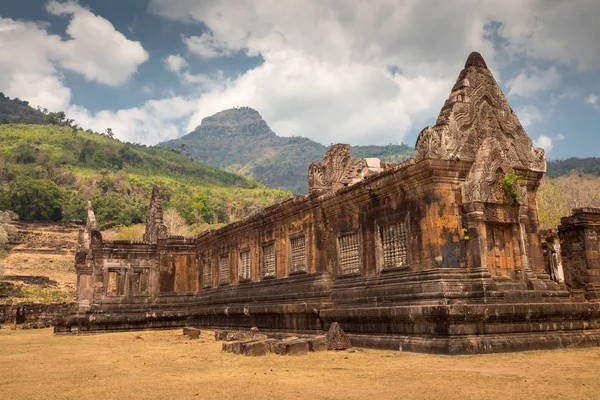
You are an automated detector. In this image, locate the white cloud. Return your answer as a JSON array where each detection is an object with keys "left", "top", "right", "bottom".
[
  {"left": 67, "top": 96, "right": 198, "bottom": 144},
  {"left": 0, "top": 18, "right": 71, "bottom": 110},
  {"left": 507, "top": 67, "right": 561, "bottom": 97},
  {"left": 515, "top": 105, "right": 542, "bottom": 127},
  {"left": 163, "top": 54, "right": 188, "bottom": 73},
  {"left": 4, "top": 0, "right": 599, "bottom": 147},
  {"left": 185, "top": 32, "right": 235, "bottom": 59},
  {"left": 0, "top": 2, "right": 147, "bottom": 111},
  {"left": 534, "top": 135, "right": 554, "bottom": 153},
  {"left": 495, "top": 1, "right": 600, "bottom": 72},
  {"left": 534, "top": 133, "right": 565, "bottom": 154},
  {"left": 145, "top": 0, "right": 600, "bottom": 146},
  {"left": 585, "top": 94, "right": 600, "bottom": 111},
  {"left": 149, "top": 0, "right": 499, "bottom": 145},
  {"left": 163, "top": 54, "right": 224, "bottom": 88},
  {"left": 180, "top": 49, "right": 450, "bottom": 145},
  {"left": 46, "top": 1, "right": 148, "bottom": 86}
]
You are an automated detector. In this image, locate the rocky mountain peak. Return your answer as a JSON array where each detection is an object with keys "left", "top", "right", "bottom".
[{"left": 194, "top": 107, "right": 275, "bottom": 137}]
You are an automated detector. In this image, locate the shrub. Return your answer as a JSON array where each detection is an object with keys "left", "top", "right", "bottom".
[{"left": 5, "top": 176, "right": 63, "bottom": 221}]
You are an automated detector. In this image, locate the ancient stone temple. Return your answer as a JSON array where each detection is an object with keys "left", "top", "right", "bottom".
[{"left": 55, "top": 52, "right": 600, "bottom": 354}]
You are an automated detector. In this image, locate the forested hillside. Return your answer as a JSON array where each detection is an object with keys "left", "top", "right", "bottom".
[
  {"left": 0, "top": 93, "right": 45, "bottom": 124},
  {"left": 0, "top": 124, "right": 288, "bottom": 231},
  {"left": 547, "top": 158, "right": 600, "bottom": 178},
  {"left": 158, "top": 107, "right": 414, "bottom": 193}
]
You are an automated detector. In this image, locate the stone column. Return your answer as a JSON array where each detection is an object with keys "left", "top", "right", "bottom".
[{"left": 558, "top": 208, "right": 600, "bottom": 302}]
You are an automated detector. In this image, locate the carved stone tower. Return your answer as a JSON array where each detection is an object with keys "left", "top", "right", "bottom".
[
  {"left": 415, "top": 52, "right": 551, "bottom": 290},
  {"left": 143, "top": 186, "right": 168, "bottom": 244}
]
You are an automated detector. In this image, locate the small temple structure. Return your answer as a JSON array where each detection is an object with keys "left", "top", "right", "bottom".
[{"left": 55, "top": 52, "right": 600, "bottom": 354}]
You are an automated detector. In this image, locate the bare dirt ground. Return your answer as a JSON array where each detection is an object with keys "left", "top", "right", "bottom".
[
  {"left": 1, "top": 329, "right": 599, "bottom": 400},
  {"left": 1, "top": 222, "right": 79, "bottom": 303}
]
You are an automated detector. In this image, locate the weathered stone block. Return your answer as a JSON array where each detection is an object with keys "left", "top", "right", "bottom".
[
  {"left": 252, "top": 333, "right": 268, "bottom": 341},
  {"left": 308, "top": 335, "right": 328, "bottom": 352},
  {"left": 214, "top": 330, "right": 229, "bottom": 341},
  {"left": 240, "top": 340, "right": 267, "bottom": 356},
  {"left": 327, "top": 322, "right": 352, "bottom": 350},
  {"left": 222, "top": 341, "right": 242, "bottom": 354},
  {"left": 183, "top": 327, "right": 201, "bottom": 339},
  {"left": 227, "top": 331, "right": 250, "bottom": 341},
  {"left": 264, "top": 339, "right": 278, "bottom": 353},
  {"left": 275, "top": 340, "right": 309, "bottom": 355}
]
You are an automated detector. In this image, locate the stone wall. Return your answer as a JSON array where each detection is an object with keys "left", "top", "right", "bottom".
[{"left": 0, "top": 302, "right": 75, "bottom": 325}]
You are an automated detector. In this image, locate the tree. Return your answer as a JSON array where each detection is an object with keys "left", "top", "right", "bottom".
[
  {"left": 44, "top": 111, "right": 66, "bottom": 125},
  {"left": 537, "top": 174, "right": 600, "bottom": 230},
  {"left": 91, "top": 193, "right": 143, "bottom": 228},
  {"left": 106, "top": 128, "right": 114, "bottom": 138},
  {"left": 92, "top": 150, "right": 106, "bottom": 167},
  {"left": 61, "top": 190, "right": 86, "bottom": 223},
  {"left": 163, "top": 208, "right": 189, "bottom": 236},
  {"left": 5, "top": 177, "right": 63, "bottom": 221}
]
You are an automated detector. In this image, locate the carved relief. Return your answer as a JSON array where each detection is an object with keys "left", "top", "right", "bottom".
[
  {"left": 308, "top": 144, "right": 393, "bottom": 192},
  {"left": 143, "top": 186, "right": 168, "bottom": 244},
  {"left": 461, "top": 137, "right": 525, "bottom": 204},
  {"left": 415, "top": 52, "right": 546, "bottom": 173}
]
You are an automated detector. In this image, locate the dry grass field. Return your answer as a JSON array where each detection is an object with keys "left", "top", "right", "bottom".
[{"left": 1, "top": 328, "right": 599, "bottom": 400}]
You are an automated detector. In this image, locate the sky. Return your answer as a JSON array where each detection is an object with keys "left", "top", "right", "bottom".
[{"left": 0, "top": 0, "right": 599, "bottom": 159}]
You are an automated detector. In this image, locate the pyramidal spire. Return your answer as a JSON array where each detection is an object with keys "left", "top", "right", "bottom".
[
  {"left": 464, "top": 51, "right": 488, "bottom": 69},
  {"left": 415, "top": 51, "right": 546, "bottom": 172}
]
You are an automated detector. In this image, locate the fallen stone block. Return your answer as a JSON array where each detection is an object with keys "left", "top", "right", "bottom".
[
  {"left": 183, "top": 327, "right": 201, "bottom": 339},
  {"left": 250, "top": 327, "right": 260, "bottom": 338},
  {"left": 308, "top": 335, "right": 328, "bottom": 352},
  {"left": 214, "top": 330, "right": 229, "bottom": 341},
  {"left": 275, "top": 340, "right": 309, "bottom": 356},
  {"left": 187, "top": 330, "right": 201, "bottom": 339},
  {"left": 264, "top": 339, "right": 278, "bottom": 353},
  {"left": 252, "top": 333, "right": 268, "bottom": 341},
  {"left": 227, "top": 331, "right": 251, "bottom": 341},
  {"left": 222, "top": 341, "right": 243, "bottom": 354},
  {"left": 240, "top": 340, "right": 267, "bottom": 357},
  {"left": 327, "top": 322, "right": 352, "bottom": 350}
]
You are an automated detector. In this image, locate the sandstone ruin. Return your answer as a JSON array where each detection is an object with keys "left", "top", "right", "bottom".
[{"left": 55, "top": 52, "right": 600, "bottom": 354}]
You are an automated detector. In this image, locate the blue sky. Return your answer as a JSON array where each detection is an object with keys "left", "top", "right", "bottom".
[{"left": 0, "top": 0, "right": 598, "bottom": 159}]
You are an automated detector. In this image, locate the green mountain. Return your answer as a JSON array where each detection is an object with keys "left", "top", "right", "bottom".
[
  {"left": 158, "top": 107, "right": 414, "bottom": 193},
  {"left": 0, "top": 123, "right": 288, "bottom": 229}
]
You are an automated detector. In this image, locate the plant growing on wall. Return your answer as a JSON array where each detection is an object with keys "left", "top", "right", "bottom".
[{"left": 500, "top": 173, "right": 522, "bottom": 203}]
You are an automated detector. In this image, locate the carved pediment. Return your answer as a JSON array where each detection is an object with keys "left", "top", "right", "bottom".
[
  {"left": 461, "top": 137, "right": 526, "bottom": 205},
  {"left": 308, "top": 144, "right": 391, "bottom": 193},
  {"left": 415, "top": 52, "right": 546, "bottom": 173}
]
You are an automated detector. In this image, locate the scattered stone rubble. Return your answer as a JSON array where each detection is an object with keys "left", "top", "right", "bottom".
[{"left": 214, "top": 323, "right": 351, "bottom": 357}]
